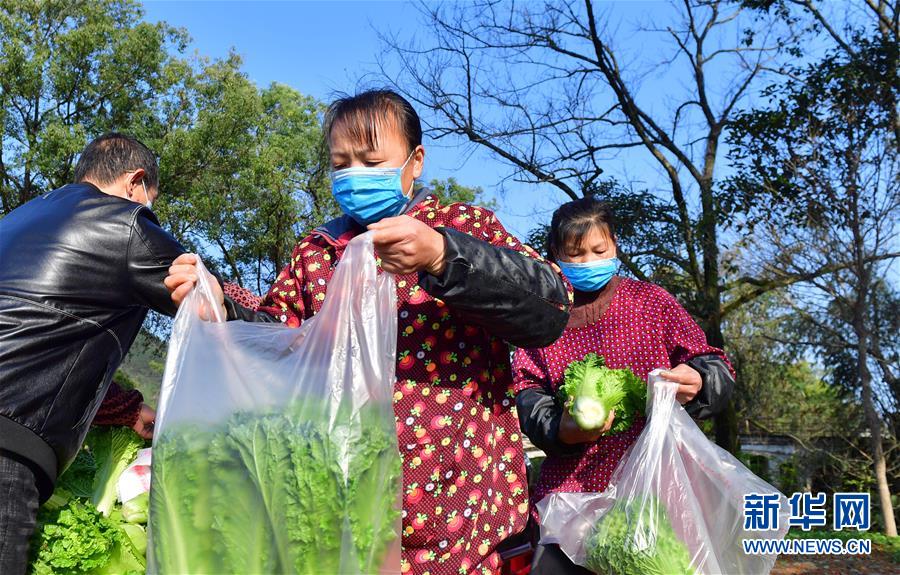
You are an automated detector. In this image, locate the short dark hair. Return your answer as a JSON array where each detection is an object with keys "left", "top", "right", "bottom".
[
  {"left": 548, "top": 196, "right": 617, "bottom": 260},
  {"left": 323, "top": 89, "right": 423, "bottom": 154},
  {"left": 73, "top": 133, "right": 159, "bottom": 189}
]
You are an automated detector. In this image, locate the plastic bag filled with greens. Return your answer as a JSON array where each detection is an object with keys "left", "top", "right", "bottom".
[
  {"left": 536, "top": 373, "right": 791, "bottom": 575},
  {"left": 148, "top": 232, "right": 401, "bottom": 575}
]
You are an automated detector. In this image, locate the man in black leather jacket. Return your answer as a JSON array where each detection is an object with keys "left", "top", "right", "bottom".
[{"left": 0, "top": 134, "right": 188, "bottom": 573}]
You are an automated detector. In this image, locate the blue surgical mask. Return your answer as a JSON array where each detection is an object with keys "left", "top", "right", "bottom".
[
  {"left": 331, "top": 152, "right": 415, "bottom": 226},
  {"left": 558, "top": 257, "right": 620, "bottom": 292}
]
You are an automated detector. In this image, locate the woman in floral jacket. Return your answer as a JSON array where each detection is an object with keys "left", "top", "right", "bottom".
[{"left": 167, "top": 89, "right": 571, "bottom": 575}]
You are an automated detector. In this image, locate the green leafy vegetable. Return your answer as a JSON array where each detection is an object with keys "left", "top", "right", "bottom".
[
  {"left": 28, "top": 427, "right": 148, "bottom": 575},
  {"left": 57, "top": 448, "right": 96, "bottom": 499},
  {"left": 121, "top": 492, "right": 148, "bottom": 525},
  {"left": 585, "top": 496, "right": 696, "bottom": 575},
  {"left": 150, "top": 401, "right": 402, "bottom": 575},
  {"left": 558, "top": 353, "right": 647, "bottom": 433},
  {"left": 28, "top": 498, "right": 144, "bottom": 575},
  {"left": 119, "top": 523, "right": 147, "bottom": 557},
  {"left": 87, "top": 427, "right": 145, "bottom": 516}
]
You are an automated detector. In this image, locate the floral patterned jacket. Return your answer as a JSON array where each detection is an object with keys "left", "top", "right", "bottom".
[{"left": 224, "top": 191, "right": 572, "bottom": 575}]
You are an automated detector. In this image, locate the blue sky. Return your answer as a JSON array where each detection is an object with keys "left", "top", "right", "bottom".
[{"left": 141, "top": 0, "right": 675, "bottom": 238}]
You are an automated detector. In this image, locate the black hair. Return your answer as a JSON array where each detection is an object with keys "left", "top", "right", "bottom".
[
  {"left": 548, "top": 196, "right": 617, "bottom": 260},
  {"left": 73, "top": 133, "right": 159, "bottom": 189},
  {"left": 323, "top": 89, "right": 423, "bottom": 154}
]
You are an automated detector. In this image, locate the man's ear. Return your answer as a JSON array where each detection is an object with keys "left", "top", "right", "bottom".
[
  {"left": 128, "top": 169, "right": 145, "bottom": 187},
  {"left": 124, "top": 169, "right": 145, "bottom": 199}
]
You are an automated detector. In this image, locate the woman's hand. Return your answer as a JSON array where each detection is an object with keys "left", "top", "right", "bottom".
[
  {"left": 164, "top": 253, "right": 227, "bottom": 320},
  {"left": 557, "top": 407, "right": 615, "bottom": 445},
  {"left": 368, "top": 216, "right": 446, "bottom": 276},
  {"left": 659, "top": 363, "right": 703, "bottom": 404},
  {"left": 132, "top": 403, "right": 156, "bottom": 440}
]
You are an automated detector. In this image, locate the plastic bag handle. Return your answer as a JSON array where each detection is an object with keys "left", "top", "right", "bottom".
[{"left": 186, "top": 255, "right": 224, "bottom": 323}]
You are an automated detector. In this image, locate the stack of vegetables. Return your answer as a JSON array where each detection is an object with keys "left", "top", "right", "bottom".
[
  {"left": 28, "top": 427, "right": 148, "bottom": 575},
  {"left": 558, "top": 353, "right": 647, "bottom": 433},
  {"left": 585, "top": 495, "right": 696, "bottom": 575},
  {"left": 150, "top": 400, "right": 402, "bottom": 574}
]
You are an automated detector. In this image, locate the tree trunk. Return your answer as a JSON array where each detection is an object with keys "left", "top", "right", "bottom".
[{"left": 856, "top": 320, "right": 897, "bottom": 536}]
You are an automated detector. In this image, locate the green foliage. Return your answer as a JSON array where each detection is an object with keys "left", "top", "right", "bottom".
[
  {"left": 558, "top": 353, "right": 646, "bottom": 433},
  {"left": 428, "top": 177, "right": 497, "bottom": 210},
  {"left": 86, "top": 427, "right": 145, "bottom": 516},
  {"left": 150, "top": 402, "right": 402, "bottom": 574},
  {"left": 157, "top": 60, "right": 337, "bottom": 290},
  {"left": 0, "top": 0, "right": 189, "bottom": 212},
  {"left": 738, "top": 452, "right": 771, "bottom": 484},
  {"left": 586, "top": 496, "right": 696, "bottom": 575},
  {"left": 117, "top": 330, "right": 167, "bottom": 407},
  {"left": 0, "top": 0, "right": 336, "bottom": 295}
]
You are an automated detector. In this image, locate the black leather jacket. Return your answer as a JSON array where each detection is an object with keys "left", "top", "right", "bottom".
[{"left": 0, "top": 183, "right": 185, "bottom": 500}]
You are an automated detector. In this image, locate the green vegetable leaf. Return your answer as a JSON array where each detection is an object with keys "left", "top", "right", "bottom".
[
  {"left": 149, "top": 401, "right": 401, "bottom": 574},
  {"left": 87, "top": 427, "right": 144, "bottom": 516},
  {"left": 57, "top": 447, "right": 96, "bottom": 499},
  {"left": 121, "top": 492, "right": 148, "bottom": 525},
  {"left": 559, "top": 353, "right": 647, "bottom": 433},
  {"left": 586, "top": 496, "right": 696, "bottom": 575}
]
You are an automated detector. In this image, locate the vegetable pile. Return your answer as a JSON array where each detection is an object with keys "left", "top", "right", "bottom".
[
  {"left": 150, "top": 401, "right": 402, "bottom": 575},
  {"left": 558, "top": 353, "right": 647, "bottom": 433},
  {"left": 585, "top": 495, "right": 696, "bottom": 575},
  {"left": 28, "top": 427, "right": 148, "bottom": 575}
]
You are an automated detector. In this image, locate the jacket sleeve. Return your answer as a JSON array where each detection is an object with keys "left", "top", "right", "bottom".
[
  {"left": 241, "top": 241, "right": 312, "bottom": 326},
  {"left": 683, "top": 354, "right": 735, "bottom": 419},
  {"left": 418, "top": 211, "right": 571, "bottom": 348},
  {"left": 126, "top": 208, "right": 187, "bottom": 317},
  {"left": 512, "top": 348, "right": 581, "bottom": 457},
  {"left": 658, "top": 287, "right": 735, "bottom": 419},
  {"left": 222, "top": 283, "right": 280, "bottom": 323},
  {"left": 92, "top": 382, "right": 142, "bottom": 427}
]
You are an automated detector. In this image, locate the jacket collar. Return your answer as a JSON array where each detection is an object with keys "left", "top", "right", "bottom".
[{"left": 312, "top": 188, "right": 435, "bottom": 248}]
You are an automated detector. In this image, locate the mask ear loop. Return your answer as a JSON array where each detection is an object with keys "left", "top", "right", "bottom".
[{"left": 401, "top": 148, "right": 417, "bottom": 196}]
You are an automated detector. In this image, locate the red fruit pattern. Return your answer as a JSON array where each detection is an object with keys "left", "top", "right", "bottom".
[{"left": 225, "top": 195, "right": 570, "bottom": 575}]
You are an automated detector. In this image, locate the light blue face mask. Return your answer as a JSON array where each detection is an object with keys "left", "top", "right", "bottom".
[
  {"left": 558, "top": 257, "right": 620, "bottom": 292},
  {"left": 331, "top": 151, "right": 415, "bottom": 226}
]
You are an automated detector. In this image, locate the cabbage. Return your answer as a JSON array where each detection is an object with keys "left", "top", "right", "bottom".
[
  {"left": 86, "top": 427, "right": 145, "bottom": 516},
  {"left": 558, "top": 353, "right": 646, "bottom": 433},
  {"left": 585, "top": 496, "right": 696, "bottom": 575}
]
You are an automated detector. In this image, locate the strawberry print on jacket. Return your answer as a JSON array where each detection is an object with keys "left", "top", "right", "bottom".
[{"left": 224, "top": 192, "right": 572, "bottom": 575}]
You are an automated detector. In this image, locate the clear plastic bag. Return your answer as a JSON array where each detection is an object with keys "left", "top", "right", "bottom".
[
  {"left": 149, "top": 232, "right": 402, "bottom": 575},
  {"left": 536, "top": 371, "right": 790, "bottom": 575}
]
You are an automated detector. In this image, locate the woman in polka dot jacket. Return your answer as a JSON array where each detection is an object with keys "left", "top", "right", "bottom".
[
  {"left": 511, "top": 197, "right": 735, "bottom": 575},
  {"left": 171, "top": 90, "right": 574, "bottom": 575}
]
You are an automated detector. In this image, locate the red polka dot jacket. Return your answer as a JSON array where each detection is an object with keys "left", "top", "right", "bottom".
[{"left": 223, "top": 191, "right": 573, "bottom": 575}]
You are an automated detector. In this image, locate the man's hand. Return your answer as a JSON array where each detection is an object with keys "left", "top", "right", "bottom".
[
  {"left": 132, "top": 403, "right": 156, "bottom": 440},
  {"left": 660, "top": 363, "right": 703, "bottom": 404},
  {"left": 368, "top": 216, "right": 447, "bottom": 276},
  {"left": 557, "top": 407, "right": 615, "bottom": 445},
  {"left": 164, "top": 253, "right": 226, "bottom": 320}
]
